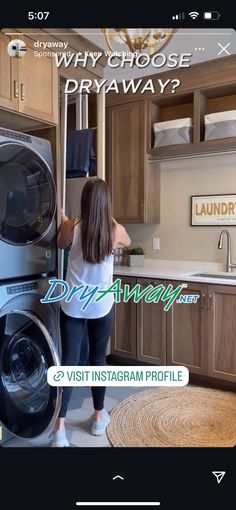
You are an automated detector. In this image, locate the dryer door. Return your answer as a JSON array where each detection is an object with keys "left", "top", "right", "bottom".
[
  {"left": 0, "top": 142, "right": 56, "bottom": 245},
  {"left": 0, "top": 310, "right": 61, "bottom": 439}
]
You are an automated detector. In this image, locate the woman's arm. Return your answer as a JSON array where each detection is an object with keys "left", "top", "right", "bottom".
[
  {"left": 112, "top": 218, "right": 131, "bottom": 249},
  {"left": 57, "top": 212, "right": 75, "bottom": 249}
]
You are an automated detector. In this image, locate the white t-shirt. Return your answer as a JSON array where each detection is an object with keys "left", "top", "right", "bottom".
[{"left": 61, "top": 223, "right": 114, "bottom": 319}]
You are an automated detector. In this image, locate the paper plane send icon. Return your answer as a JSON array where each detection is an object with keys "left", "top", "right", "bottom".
[{"left": 212, "top": 471, "right": 226, "bottom": 484}]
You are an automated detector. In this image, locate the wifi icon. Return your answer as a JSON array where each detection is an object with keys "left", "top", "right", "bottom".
[{"left": 189, "top": 11, "right": 200, "bottom": 19}]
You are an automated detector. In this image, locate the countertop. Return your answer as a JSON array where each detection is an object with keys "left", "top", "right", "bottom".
[{"left": 114, "top": 259, "right": 236, "bottom": 286}]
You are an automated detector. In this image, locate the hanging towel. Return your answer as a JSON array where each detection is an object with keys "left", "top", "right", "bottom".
[{"left": 66, "top": 128, "right": 96, "bottom": 178}]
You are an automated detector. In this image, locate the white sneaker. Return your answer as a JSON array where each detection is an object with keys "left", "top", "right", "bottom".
[
  {"left": 51, "top": 430, "right": 70, "bottom": 447},
  {"left": 91, "top": 409, "right": 110, "bottom": 436}
]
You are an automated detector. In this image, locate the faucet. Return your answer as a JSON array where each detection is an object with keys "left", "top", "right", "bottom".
[{"left": 218, "top": 230, "right": 236, "bottom": 273}]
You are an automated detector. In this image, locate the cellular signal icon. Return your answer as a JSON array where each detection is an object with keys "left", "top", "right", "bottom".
[{"left": 172, "top": 12, "right": 185, "bottom": 20}]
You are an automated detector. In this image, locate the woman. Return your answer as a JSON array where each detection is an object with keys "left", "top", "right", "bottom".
[{"left": 52, "top": 178, "right": 131, "bottom": 447}]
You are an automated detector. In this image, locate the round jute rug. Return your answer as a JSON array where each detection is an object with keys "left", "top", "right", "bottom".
[{"left": 106, "top": 387, "right": 236, "bottom": 447}]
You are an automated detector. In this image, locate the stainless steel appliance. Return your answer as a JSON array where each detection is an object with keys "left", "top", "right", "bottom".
[
  {"left": 0, "top": 277, "right": 61, "bottom": 445},
  {"left": 0, "top": 127, "right": 56, "bottom": 280}
]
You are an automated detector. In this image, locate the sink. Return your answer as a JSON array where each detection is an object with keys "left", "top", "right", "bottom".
[{"left": 190, "top": 272, "right": 236, "bottom": 279}]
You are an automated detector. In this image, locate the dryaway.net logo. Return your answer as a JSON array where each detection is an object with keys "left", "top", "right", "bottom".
[{"left": 7, "top": 39, "right": 27, "bottom": 58}]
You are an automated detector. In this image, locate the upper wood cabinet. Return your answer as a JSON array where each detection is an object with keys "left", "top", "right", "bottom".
[
  {"left": 147, "top": 85, "right": 236, "bottom": 160},
  {"left": 107, "top": 101, "right": 160, "bottom": 224},
  {"left": 208, "top": 284, "right": 236, "bottom": 383},
  {"left": 18, "top": 36, "right": 58, "bottom": 123},
  {"left": 0, "top": 31, "right": 18, "bottom": 111},
  {"left": 0, "top": 31, "right": 58, "bottom": 124},
  {"left": 167, "top": 281, "right": 208, "bottom": 375},
  {"left": 106, "top": 55, "right": 236, "bottom": 161}
]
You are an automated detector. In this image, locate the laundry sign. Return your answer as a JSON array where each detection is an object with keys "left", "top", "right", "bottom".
[{"left": 191, "top": 194, "right": 236, "bottom": 226}]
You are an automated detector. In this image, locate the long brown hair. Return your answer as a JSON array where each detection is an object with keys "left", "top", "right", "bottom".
[{"left": 79, "top": 178, "right": 113, "bottom": 264}]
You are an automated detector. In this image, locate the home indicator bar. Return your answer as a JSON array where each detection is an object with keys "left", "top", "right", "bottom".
[{"left": 76, "top": 503, "right": 161, "bottom": 507}]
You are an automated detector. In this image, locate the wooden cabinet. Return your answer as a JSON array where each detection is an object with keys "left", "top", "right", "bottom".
[
  {"left": 137, "top": 278, "right": 166, "bottom": 364},
  {"left": 167, "top": 282, "right": 236, "bottom": 382},
  {"left": 111, "top": 276, "right": 236, "bottom": 385},
  {"left": 18, "top": 36, "right": 58, "bottom": 123},
  {"left": 111, "top": 276, "right": 137, "bottom": 359},
  {"left": 208, "top": 285, "right": 236, "bottom": 383},
  {"left": 106, "top": 55, "right": 236, "bottom": 161},
  {"left": 167, "top": 281, "right": 208, "bottom": 375},
  {"left": 107, "top": 101, "right": 160, "bottom": 224},
  {"left": 0, "top": 31, "right": 58, "bottom": 124},
  {"left": 147, "top": 83, "right": 236, "bottom": 160},
  {"left": 0, "top": 31, "right": 18, "bottom": 111},
  {"left": 111, "top": 276, "right": 166, "bottom": 363}
]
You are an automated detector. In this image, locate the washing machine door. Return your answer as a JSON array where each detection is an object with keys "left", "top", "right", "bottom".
[
  {"left": 0, "top": 142, "right": 56, "bottom": 245},
  {"left": 0, "top": 310, "right": 61, "bottom": 439}
]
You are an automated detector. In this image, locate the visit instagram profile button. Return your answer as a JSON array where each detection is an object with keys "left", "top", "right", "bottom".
[{"left": 47, "top": 366, "right": 189, "bottom": 387}]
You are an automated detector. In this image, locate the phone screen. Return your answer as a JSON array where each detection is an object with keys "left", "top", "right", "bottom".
[{"left": 0, "top": 8, "right": 235, "bottom": 510}]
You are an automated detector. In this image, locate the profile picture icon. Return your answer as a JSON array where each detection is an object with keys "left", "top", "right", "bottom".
[{"left": 7, "top": 39, "right": 27, "bottom": 58}]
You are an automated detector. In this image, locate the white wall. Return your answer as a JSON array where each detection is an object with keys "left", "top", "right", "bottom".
[{"left": 125, "top": 153, "right": 236, "bottom": 263}]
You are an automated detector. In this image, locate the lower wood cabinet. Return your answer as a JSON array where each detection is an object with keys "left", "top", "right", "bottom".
[
  {"left": 208, "top": 284, "right": 236, "bottom": 383},
  {"left": 111, "top": 276, "right": 236, "bottom": 383},
  {"left": 167, "top": 281, "right": 236, "bottom": 383},
  {"left": 111, "top": 276, "right": 137, "bottom": 359},
  {"left": 167, "top": 282, "right": 208, "bottom": 375},
  {"left": 137, "top": 278, "right": 166, "bottom": 364}
]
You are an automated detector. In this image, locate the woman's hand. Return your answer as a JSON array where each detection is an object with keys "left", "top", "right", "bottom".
[
  {"left": 61, "top": 210, "right": 69, "bottom": 224},
  {"left": 57, "top": 211, "right": 75, "bottom": 249}
]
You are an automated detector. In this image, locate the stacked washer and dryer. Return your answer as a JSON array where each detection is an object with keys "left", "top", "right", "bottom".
[{"left": 0, "top": 127, "right": 61, "bottom": 445}]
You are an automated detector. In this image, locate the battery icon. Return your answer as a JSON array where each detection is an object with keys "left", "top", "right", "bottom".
[{"left": 204, "top": 11, "right": 220, "bottom": 19}]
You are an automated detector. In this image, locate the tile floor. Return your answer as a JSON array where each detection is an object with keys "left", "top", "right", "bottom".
[{"left": 4, "top": 386, "right": 146, "bottom": 447}]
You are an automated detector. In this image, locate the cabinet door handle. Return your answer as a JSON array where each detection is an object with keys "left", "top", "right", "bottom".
[
  {"left": 13, "top": 80, "right": 19, "bottom": 98},
  {"left": 208, "top": 294, "right": 213, "bottom": 310},
  {"left": 140, "top": 203, "right": 144, "bottom": 215},
  {"left": 20, "top": 83, "right": 25, "bottom": 100},
  {"left": 201, "top": 293, "right": 206, "bottom": 309}
]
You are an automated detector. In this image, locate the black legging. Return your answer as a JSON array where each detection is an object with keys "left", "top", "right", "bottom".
[{"left": 59, "top": 305, "right": 114, "bottom": 418}]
